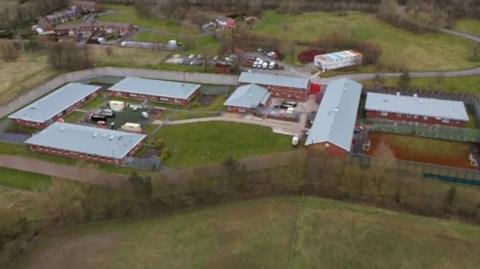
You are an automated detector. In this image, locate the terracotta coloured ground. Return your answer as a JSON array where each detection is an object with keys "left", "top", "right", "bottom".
[{"left": 368, "top": 132, "right": 473, "bottom": 169}]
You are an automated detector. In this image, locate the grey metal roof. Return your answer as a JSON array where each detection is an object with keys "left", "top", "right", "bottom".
[
  {"left": 9, "top": 83, "right": 101, "bottom": 123},
  {"left": 239, "top": 72, "right": 310, "bottom": 90},
  {"left": 365, "top": 92, "right": 469, "bottom": 121},
  {"left": 25, "top": 122, "right": 146, "bottom": 160},
  {"left": 224, "top": 84, "right": 271, "bottom": 109},
  {"left": 108, "top": 77, "right": 201, "bottom": 99},
  {"left": 305, "top": 78, "right": 362, "bottom": 151}
]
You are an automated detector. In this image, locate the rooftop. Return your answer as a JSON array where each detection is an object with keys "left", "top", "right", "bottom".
[
  {"left": 9, "top": 83, "right": 101, "bottom": 124},
  {"left": 365, "top": 92, "right": 469, "bottom": 121},
  {"left": 25, "top": 122, "right": 146, "bottom": 160},
  {"left": 305, "top": 78, "right": 362, "bottom": 151},
  {"left": 238, "top": 72, "right": 310, "bottom": 90},
  {"left": 315, "top": 50, "right": 362, "bottom": 62},
  {"left": 108, "top": 77, "right": 201, "bottom": 100},
  {"left": 224, "top": 84, "right": 271, "bottom": 109}
]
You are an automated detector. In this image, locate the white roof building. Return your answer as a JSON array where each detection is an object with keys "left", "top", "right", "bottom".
[{"left": 314, "top": 50, "right": 362, "bottom": 72}]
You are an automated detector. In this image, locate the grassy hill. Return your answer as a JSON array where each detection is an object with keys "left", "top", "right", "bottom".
[
  {"left": 16, "top": 196, "right": 480, "bottom": 269},
  {"left": 253, "top": 11, "right": 479, "bottom": 71}
]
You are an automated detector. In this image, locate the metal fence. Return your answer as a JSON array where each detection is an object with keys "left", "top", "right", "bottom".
[
  {"left": 123, "top": 157, "right": 162, "bottom": 171},
  {"left": 364, "top": 120, "right": 480, "bottom": 143},
  {"left": 350, "top": 154, "right": 480, "bottom": 186}
]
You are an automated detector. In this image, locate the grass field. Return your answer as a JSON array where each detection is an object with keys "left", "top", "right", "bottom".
[
  {"left": 64, "top": 111, "right": 87, "bottom": 123},
  {"left": 253, "top": 11, "right": 479, "bottom": 71},
  {"left": 153, "top": 122, "right": 292, "bottom": 167},
  {"left": 16, "top": 196, "right": 480, "bottom": 269},
  {"left": 454, "top": 19, "right": 480, "bottom": 35},
  {"left": 0, "top": 53, "right": 59, "bottom": 105},
  {"left": 368, "top": 133, "right": 472, "bottom": 168},
  {"left": 0, "top": 167, "right": 51, "bottom": 190},
  {"left": 364, "top": 76, "right": 480, "bottom": 94}
]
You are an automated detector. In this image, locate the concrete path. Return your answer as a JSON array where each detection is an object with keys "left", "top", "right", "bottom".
[
  {"left": 441, "top": 29, "right": 480, "bottom": 43},
  {"left": 154, "top": 114, "right": 304, "bottom": 136},
  {"left": 0, "top": 154, "right": 130, "bottom": 189}
]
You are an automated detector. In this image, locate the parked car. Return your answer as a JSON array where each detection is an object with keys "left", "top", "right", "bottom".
[
  {"left": 291, "top": 135, "right": 300, "bottom": 147},
  {"left": 90, "top": 114, "right": 108, "bottom": 122},
  {"left": 268, "top": 61, "right": 276, "bottom": 69},
  {"left": 100, "top": 109, "right": 115, "bottom": 118},
  {"left": 282, "top": 101, "right": 297, "bottom": 108},
  {"left": 262, "top": 62, "right": 268, "bottom": 69}
]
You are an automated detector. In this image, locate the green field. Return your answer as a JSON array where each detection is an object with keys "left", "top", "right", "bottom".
[
  {"left": 253, "top": 11, "right": 479, "bottom": 71},
  {"left": 154, "top": 122, "right": 292, "bottom": 167},
  {"left": 64, "top": 111, "right": 87, "bottom": 123},
  {"left": 364, "top": 76, "right": 480, "bottom": 94},
  {"left": 16, "top": 196, "right": 480, "bottom": 269},
  {"left": 0, "top": 167, "right": 51, "bottom": 190},
  {"left": 454, "top": 19, "right": 480, "bottom": 35}
]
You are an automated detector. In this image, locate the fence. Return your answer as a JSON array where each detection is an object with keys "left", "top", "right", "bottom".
[
  {"left": 364, "top": 120, "right": 480, "bottom": 143},
  {"left": 350, "top": 154, "right": 480, "bottom": 186}
]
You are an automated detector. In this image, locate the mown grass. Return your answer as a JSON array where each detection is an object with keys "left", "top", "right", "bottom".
[
  {"left": 363, "top": 76, "right": 480, "bottom": 94},
  {"left": 253, "top": 11, "right": 479, "bottom": 71},
  {"left": 153, "top": 122, "right": 292, "bottom": 167},
  {"left": 454, "top": 19, "right": 480, "bottom": 35},
  {"left": 0, "top": 167, "right": 51, "bottom": 191},
  {"left": 16, "top": 196, "right": 480, "bottom": 269},
  {"left": 64, "top": 111, "right": 87, "bottom": 123}
]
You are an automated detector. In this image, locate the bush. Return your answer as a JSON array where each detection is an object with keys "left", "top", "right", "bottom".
[
  {"left": 160, "top": 148, "right": 172, "bottom": 161},
  {"left": 154, "top": 139, "right": 165, "bottom": 151},
  {"left": 297, "top": 49, "right": 324, "bottom": 64}
]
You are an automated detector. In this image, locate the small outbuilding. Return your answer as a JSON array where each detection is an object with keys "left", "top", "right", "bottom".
[{"left": 224, "top": 84, "right": 271, "bottom": 113}]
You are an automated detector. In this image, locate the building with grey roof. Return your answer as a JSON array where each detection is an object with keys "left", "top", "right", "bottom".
[
  {"left": 25, "top": 122, "right": 146, "bottom": 165},
  {"left": 305, "top": 78, "right": 362, "bottom": 155},
  {"left": 224, "top": 84, "right": 271, "bottom": 113},
  {"left": 9, "top": 83, "right": 101, "bottom": 128},
  {"left": 238, "top": 72, "right": 310, "bottom": 101},
  {"left": 365, "top": 92, "right": 469, "bottom": 127},
  {"left": 108, "top": 77, "right": 201, "bottom": 106}
]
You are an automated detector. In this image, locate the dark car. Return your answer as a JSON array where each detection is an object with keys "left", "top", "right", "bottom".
[{"left": 90, "top": 114, "right": 108, "bottom": 122}]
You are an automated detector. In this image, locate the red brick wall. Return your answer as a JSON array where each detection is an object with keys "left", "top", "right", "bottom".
[
  {"left": 366, "top": 110, "right": 467, "bottom": 127},
  {"left": 265, "top": 85, "right": 308, "bottom": 101},
  {"left": 226, "top": 106, "right": 251, "bottom": 113},
  {"left": 308, "top": 143, "right": 348, "bottom": 157},
  {"left": 109, "top": 90, "right": 191, "bottom": 106}
]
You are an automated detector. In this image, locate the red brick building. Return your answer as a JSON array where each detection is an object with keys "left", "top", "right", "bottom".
[
  {"left": 108, "top": 77, "right": 201, "bottom": 106},
  {"left": 25, "top": 122, "right": 146, "bottom": 166},
  {"left": 238, "top": 72, "right": 310, "bottom": 101},
  {"left": 365, "top": 92, "right": 469, "bottom": 127},
  {"left": 9, "top": 83, "right": 101, "bottom": 129},
  {"left": 224, "top": 84, "right": 271, "bottom": 113}
]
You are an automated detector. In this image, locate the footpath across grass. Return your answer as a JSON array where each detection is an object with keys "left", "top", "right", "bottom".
[
  {"left": 0, "top": 167, "right": 51, "bottom": 190},
  {"left": 17, "top": 196, "right": 480, "bottom": 269},
  {"left": 154, "top": 122, "right": 292, "bottom": 167},
  {"left": 454, "top": 19, "right": 480, "bottom": 35}
]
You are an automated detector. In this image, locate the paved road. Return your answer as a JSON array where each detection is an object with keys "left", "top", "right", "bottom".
[{"left": 441, "top": 29, "right": 480, "bottom": 43}]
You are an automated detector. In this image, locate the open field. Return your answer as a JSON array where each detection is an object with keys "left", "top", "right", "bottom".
[
  {"left": 368, "top": 132, "right": 473, "bottom": 168},
  {"left": 363, "top": 76, "right": 480, "bottom": 94},
  {"left": 0, "top": 53, "right": 59, "bottom": 105},
  {"left": 153, "top": 122, "right": 292, "bottom": 167},
  {"left": 253, "top": 11, "right": 479, "bottom": 71},
  {"left": 454, "top": 19, "right": 480, "bottom": 35},
  {"left": 0, "top": 167, "right": 51, "bottom": 190},
  {"left": 16, "top": 196, "right": 480, "bottom": 269}
]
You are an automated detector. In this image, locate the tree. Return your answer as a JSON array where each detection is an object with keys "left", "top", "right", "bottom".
[
  {"left": 0, "top": 40, "right": 19, "bottom": 61},
  {"left": 398, "top": 70, "right": 411, "bottom": 89},
  {"left": 46, "top": 41, "right": 93, "bottom": 71},
  {"left": 247, "top": 0, "right": 263, "bottom": 16}
]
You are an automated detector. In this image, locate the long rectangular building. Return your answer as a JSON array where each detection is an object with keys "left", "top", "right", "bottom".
[
  {"left": 224, "top": 84, "right": 271, "bottom": 113},
  {"left": 9, "top": 83, "right": 101, "bottom": 128},
  {"left": 238, "top": 72, "right": 310, "bottom": 101},
  {"left": 305, "top": 78, "right": 362, "bottom": 156},
  {"left": 25, "top": 122, "right": 146, "bottom": 165},
  {"left": 108, "top": 77, "right": 201, "bottom": 106},
  {"left": 314, "top": 50, "right": 362, "bottom": 72},
  {"left": 365, "top": 92, "right": 469, "bottom": 127}
]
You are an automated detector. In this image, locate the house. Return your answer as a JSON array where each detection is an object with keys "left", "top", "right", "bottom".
[
  {"left": 25, "top": 122, "right": 146, "bottom": 165},
  {"left": 305, "top": 78, "right": 362, "bottom": 156},
  {"left": 365, "top": 92, "right": 469, "bottom": 127},
  {"left": 224, "top": 84, "right": 271, "bottom": 113},
  {"left": 54, "top": 21, "right": 135, "bottom": 37},
  {"left": 216, "top": 16, "right": 236, "bottom": 30},
  {"left": 238, "top": 72, "right": 310, "bottom": 101},
  {"left": 314, "top": 50, "right": 362, "bottom": 72},
  {"left": 44, "top": 7, "right": 80, "bottom": 26},
  {"left": 9, "top": 83, "right": 101, "bottom": 128},
  {"left": 70, "top": 0, "right": 103, "bottom": 13},
  {"left": 108, "top": 77, "right": 201, "bottom": 106}
]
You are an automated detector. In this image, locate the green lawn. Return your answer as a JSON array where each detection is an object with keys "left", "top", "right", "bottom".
[
  {"left": 454, "top": 19, "right": 480, "bottom": 35},
  {"left": 253, "top": 11, "right": 479, "bottom": 71},
  {"left": 363, "top": 76, "right": 480, "bottom": 94},
  {"left": 0, "top": 167, "right": 51, "bottom": 191},
  {"left": 80, "top": 95, "right": 106, "bottom": 110},
  {"left": 16, "top": 196, "right": 480, "bottom": 269},
  {"left": 160, "top": 94, "right": 228, "bottom": 121},
  {"left": 153, "top": 122, "right": 292, "bottom": 167},
  {"left": 64, "top": 111, "right": 87, "bottom": 123}
]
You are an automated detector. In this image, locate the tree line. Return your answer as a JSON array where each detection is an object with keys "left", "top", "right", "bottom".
[
  {"left": 0, "top": 0, "right": 66, "bottom": 28},
  {"left": 2, "top": 150, "right": 480, "bottom": 267}
]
